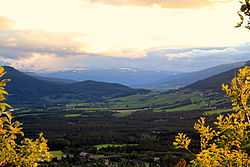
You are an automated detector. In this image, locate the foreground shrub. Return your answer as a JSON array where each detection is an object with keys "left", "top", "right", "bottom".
[
  {"left": 173, "top": 66, "right": 250, "bottom": 166},
  {"left": 0, "top": 66, "right": 51, "bottom": 166}
]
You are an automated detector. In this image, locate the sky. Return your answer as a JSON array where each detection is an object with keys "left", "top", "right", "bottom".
[{"left": 0, "top": 0, "right": 249, "bottom": 72}]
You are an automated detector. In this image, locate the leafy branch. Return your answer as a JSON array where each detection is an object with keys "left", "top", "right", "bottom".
[
  {"left": 173, "top": 66, "right": 250, "bottom": 166},
  {"left": 0, "top": 66, "right": 52, "bottom": 166}
]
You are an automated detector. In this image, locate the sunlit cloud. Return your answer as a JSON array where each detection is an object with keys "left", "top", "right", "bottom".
[
  {"left": 0, "top": 0, "right": 247, "bottom": 55},
  {"left": 0, "top": 30, "right": 88, "bottom": 57},
  {"left": 0, "top": 0, "right": 249, "bottom": 72},
  {"left": 0, "top": 16, "right": 14, "bottom": 29},
  {"left": 1, "top": 43, "right": 249, "bottom": 73},
  {"left": 7, "top": 53, "right": 88, "bottom": 72},
  {"left": 86, "top": 0, "right": 233, "bottom": 8}
]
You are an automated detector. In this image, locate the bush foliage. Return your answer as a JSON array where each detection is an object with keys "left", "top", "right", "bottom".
[
  {"left": 174, "top": 66, "right": 250, "bottom": 166},
  {"left": 0, "top": 66, "right": 51, "bottom": 166},
  {"left": 236, "top": 0, "right": 250, "bottom": 29}
]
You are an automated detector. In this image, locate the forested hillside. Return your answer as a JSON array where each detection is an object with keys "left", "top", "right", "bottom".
[
  {"left": 152, "top": 61, "right": 246, "bottom": 89},
  {"left": 185, "top": 60, "right": 250, "bottom": 91},
  {"left": 3, "top": 66, "right": 150, "bottom": 104}
]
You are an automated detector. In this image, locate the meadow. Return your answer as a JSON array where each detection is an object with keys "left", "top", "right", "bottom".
[{"left": 11, "top": 89, "right": 232, "bottom": 166}]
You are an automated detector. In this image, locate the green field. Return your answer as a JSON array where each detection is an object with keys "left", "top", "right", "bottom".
[
  {"left": 52, "top": 90, "right": 226, "bottom": 115},
  {"left": 12, "top": 89, "right": 231, "bottom": 167},
  {"left": 94, "top": 144, "right": 138, "bottom": 150},
  {"left": 112, "top": 112, "right": 133, "bottom": 117},
  {"left": 50, "top": 151, "right": 65, "bottom": 160},
  {"left": 14, "top": 90, "right": 228, "bottom": 121},
  {"left": 64, "top": 107, "right": 108, "bottom": 112},
  {"left": 15, "top": 113, "right": 39, "bottom": 117},
  {"left": 162, "top": 103, "right": 206, "bottom": 112},
  {"left": 204, "top": 109, "right": 232, "bottom": 115},
  {"left": 64, "top": 114, "right": 97, "bottom": 117},
  {"left": 104, "top": 91, "right": 217, "bottom": 112},
  {"left": 15, "top": 109, "right": 31, "bottom": 113},
  {"left": 64, "top": 114, "right": 82, "bottom": 117}
]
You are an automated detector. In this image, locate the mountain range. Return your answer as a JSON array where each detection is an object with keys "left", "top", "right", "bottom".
[
  {"left": 185, "top": 60, "right": 250, "bottom": 91},
  {"left": 150, "top": 61, "right": 246, "bottom": 89},
  {"left": 3, "top": 66, "right": 150, "bottom": 104},
  {"left": 27, "top": 61, "right": 247, "bottom": 90},
  {"left": 28, "top": 68, "right": 181, "bottom": 87},
  {"left": 2, "top": 59, "right": 250, "bottom": 104}
]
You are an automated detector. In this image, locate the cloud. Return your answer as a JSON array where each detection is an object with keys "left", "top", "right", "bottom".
[
  {"left": 157, "top": 44, "right": 250, "bottom": 71},
  {"left": 0, "top": 26, "right": 249, "bottom": 73},
  {"left": 97, "top": 49, "right": 148, "bottom": 58},
  {"left": 0, "top": 29, "right": 94, "bottom": 71},
  {"left": 86, "top": 0, "right": 232, "bottom": 8},
  {"left": 8, "top": 53, "right": 86, "bottom": 72},
  {"left": 0, "top": 28, "right": 152, "bottom": 61},
  {"left": 0, "top": 29, "right": 88, "bottom": 59},
  {"left": 0, "top": 16, "right": 14, "bottom": 29},
  {"left": 4, "top": 43, "right": 250, "bottom": 73}
]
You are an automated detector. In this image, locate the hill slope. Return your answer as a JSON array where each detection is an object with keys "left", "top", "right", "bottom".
[
  {"left": 153, "top": 61, "right": 246, "bottom": 89},
  {"left": 3, "top": 66, "right": 150, "bottom": 104},
  {"left": 3, "top": 66, "right": 61, "bottom": 103},
  {"left": 33, "top": 68, "right": 180, "bottom": 87},
  {"left": 185, "top": 60, "right": 250, "bottom": 91},
  {"left": 25, "top": 72, "right": 77, "bottom": 84}
]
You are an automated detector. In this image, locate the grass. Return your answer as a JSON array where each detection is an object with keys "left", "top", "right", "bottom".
[
  {"left": 67, "top": 103, "right": 90, "bottom": 107},
  {"left": 64, "top": 114, "right": 105, "bottom": 118},
  {"left": 20, "top": 90, "right": 225, "bottom": 120},
  {"left": 15, "top": 109, "right": 31, "bottom": 113},
  {"left": 106, "top": 92, "right": 211, "bottom": 111},
  {"left": 64, "top": 108, "right": 109, "bottom": 111},
  {"left": 50, "top": 151, "right": 64, "bottom": 160},
  {"left": 41, "top": 88, "right": 223, "bottom": 116},
  {"left": 204, "top": 109, "right": 232, "bottom": 115},
  {"left": 112, "top": 112, "right": 132, "bottom": 117},
  {"left": 47, "top": 91, "right": 214, "bottom": 115},
  {"left": 153, "top": 109, "right": 164, "bottom": 112},
  {"left": 91, "top": 154, "right": 105, "bottom": 158},
  {"left": 113, "top": 109, "right": 145, "bottom": 112},
  {"left": 64, "top": 114, "right": 82, "bottom": 117},
  {"left": 85, "top": 115, "right": 105, "bottom": 118},
  {"left": 15, "top": 113, "right": 39, "bottom": 117},
  {"left": 94, "top": 144, "right": 138, "bottom": 150},
  {"left": 163, "top": 103, "right": 205, "bottom": 112},
  {"left": 112, "top": 109, "right": 147, "bottom": 117},
  {"left": 50, "top": 150, "right": 73, "bottom": 160}
]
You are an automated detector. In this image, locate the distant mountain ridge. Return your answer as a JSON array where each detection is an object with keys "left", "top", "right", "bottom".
[
  {"left": 3, "top": 66, "right": 150, "bottom": 104},
  {"left": 24, "top": 61, "right": 246, "bottom": 90},
  {"left": 25, "top": 72, "right": 77, "bottom": 84},
  {"left": 152, "top": 61, "right": 246, "bottom": 89},
  {"left": 185, "top": 60, "right": 250, "bottom": 91},
  {"left": 31, "top": 68, "right": 181, "bottom": 87}
]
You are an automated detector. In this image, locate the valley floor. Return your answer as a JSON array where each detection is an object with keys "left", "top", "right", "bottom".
[{"left": 11, "top": 89, "right": 232, "bottom": 166}]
